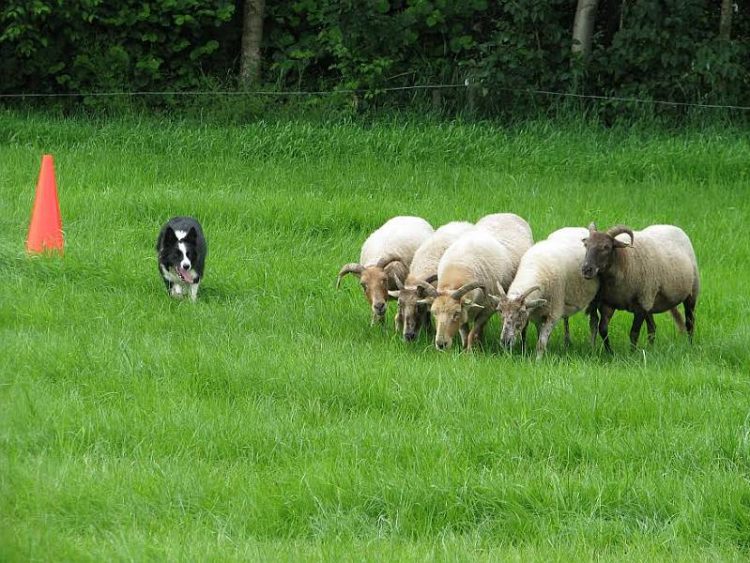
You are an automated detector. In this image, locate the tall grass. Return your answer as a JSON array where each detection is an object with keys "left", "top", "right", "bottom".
[{"left": 1, "top": 111, "right": 749, "bottom": 560}]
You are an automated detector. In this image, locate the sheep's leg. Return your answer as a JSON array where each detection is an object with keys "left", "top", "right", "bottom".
[
  {"left": 459, "top": 324, "right": 470, "bottom": 349},
  {"left": 521, "top": 325, "right": 528, "bottom": 352},
  {"left": 535, "top": 318, "right": 557, "bottom": 360},
  {"left": 563, "top": 317, "right": 571, "bottom": 348},
  {"left": 629, "top": 312, "right": 646, "bottom": 350},
  {"left": 684, "top": 295, "right": 696, "bottom": 342},
  {"left": 598, "top": 305, "right": 615, "bottom": 354},
  {"left": 588, "top": 306, "right": 599, "bottom": 348},
  {"left": 467, "top": 308, "right": 494, "bottom": 351},
  {"left": 422, "top": 307, "right": 432, "bottom": 334},
  {"left": 645, "top": 314, "right": 656, "bottom": 345}
]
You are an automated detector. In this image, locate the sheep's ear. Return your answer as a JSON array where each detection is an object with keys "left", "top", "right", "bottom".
[
  {"left": 613, "top": 238, "right": 631, "bottom": 249},
  {"left": 525, "top": 298, "right": 547, "bottom": 310},
  {"left": 417, "top": 297, "right": 434, "bottom": 306},
  {"left": 388, "top": 290, "right": 400, "bottom": 299},
  {"left": 588, "top": 222, "right": 597, "bottom": 234},
  {"left": 464, "top": 300, "right": 485, "bottom": 312}
]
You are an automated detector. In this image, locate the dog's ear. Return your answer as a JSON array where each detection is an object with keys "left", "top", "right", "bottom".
[
  {"left": 185, "top": 226, "right": 198, "bottom": 244},
  {"left": 164, "top": 226, "right": 177, "bottom": 245}
]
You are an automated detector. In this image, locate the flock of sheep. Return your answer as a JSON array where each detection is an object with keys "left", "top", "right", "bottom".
[{"left": 337, "top": 214, "right": 700, "bottom": 357}]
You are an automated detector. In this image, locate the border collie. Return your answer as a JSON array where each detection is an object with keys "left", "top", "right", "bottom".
[{"left": 156, "top": 216, "right": 206, "bottom": 301}]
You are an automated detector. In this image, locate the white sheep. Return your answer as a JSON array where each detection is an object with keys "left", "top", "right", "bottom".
[
  {"left": 418, "top": 213, "right": 533, "bottom": 350},
  {"left": 581, "top": 223, "right": 700, "bottom": 351},
  {"left": 491, "top": 227, "right": 599, "bottom": 359},
  {"left": 475, "top": 213, "right": 534, "bottom": 270},
  {"left": 337, "top": 216, "right": 434, "bottom": 324},
  {"left": 389, "top": 221, "right": 473, "bottom": 342}
]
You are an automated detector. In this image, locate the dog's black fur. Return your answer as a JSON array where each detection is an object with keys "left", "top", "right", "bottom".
[{"left": 156, "top": 216, "right": 207, "bottom": 300}]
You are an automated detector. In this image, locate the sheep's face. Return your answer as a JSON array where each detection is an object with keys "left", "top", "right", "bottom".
[
  {"left": 359, "top": 267, "right": 390, "bottom": 321},
  {"left": 497, "top": 297, "right": 545, "bottom": 347},
  {"left": 581, "top": 232, "right": 618, "bottom": 279},
  {"left": 392, "top": 285, "right": 432, "bottom": 342},
  {"left": 431, "top": 294, "right": 467, "bottom": 350},
  {"left": 394, "top": 287, "right": 420, "bottom": 341},
  {"left": 582, "top": 224, "right": 632, "bottom": 279},
  {"left": 498, "top": 300, "right": 530, "bottom": 348}
]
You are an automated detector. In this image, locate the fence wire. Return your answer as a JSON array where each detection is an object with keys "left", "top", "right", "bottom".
[{"left": 1, "top": 83, "right": 749, "bottom": 111}]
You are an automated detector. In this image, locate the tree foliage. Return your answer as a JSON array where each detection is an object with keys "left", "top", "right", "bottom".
[{"left": 1, "top": 0, "right": 748, "bottom": 113}]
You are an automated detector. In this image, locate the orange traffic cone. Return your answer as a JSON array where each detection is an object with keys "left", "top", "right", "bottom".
[{"left": 26, "top": 154, "right": 64, "bottom": 255}]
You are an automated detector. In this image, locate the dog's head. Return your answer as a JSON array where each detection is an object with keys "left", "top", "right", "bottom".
[{"left": 162, "top": 226, "right": 200, "bottom": 283}]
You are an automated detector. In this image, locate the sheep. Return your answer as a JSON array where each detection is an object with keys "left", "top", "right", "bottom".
[
  {"left": 418, "top": 213, "right": 533, "bottom": 350},
  {"left": 337, "top": 216, "right": 434, "bottom": 324},
  {"left": 389, "top": 221, "right": 473, "bottom": 342},
  {"left": 581, "top": 223, "right": 700, "bottom": 352},
  {"left": 490, "top": 227, "right": 599, "bottom": 359},
  {"left": 475, "top": 213, "right": 534, "bottom": 269}
]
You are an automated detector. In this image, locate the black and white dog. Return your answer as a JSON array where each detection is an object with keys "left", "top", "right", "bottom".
[{"left": 156, "top": 216, "right": 207, "bottom": 301}]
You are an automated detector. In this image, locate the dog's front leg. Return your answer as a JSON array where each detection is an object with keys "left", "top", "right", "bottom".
[{"left": 189, "top": 283, "right": 199, "bottom": 302}]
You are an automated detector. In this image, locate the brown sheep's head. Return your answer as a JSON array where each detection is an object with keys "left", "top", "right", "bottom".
[
  {"left": 419, "top": 281, "right": 484, "bottom": 350},
  {"left": 581, "top": 223, "right": 634, "bottom": 279},
  {"left": 390, "top": 276, "right": 437, "bottom": 342},
  {"left": 490, "top": 283, "right": 546, "bottom": 348},
  {"left": 337, "top": 256, "right": 407, "bottom": 323}
]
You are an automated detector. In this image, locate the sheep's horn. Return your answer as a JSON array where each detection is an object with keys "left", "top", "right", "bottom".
[
  {"left": 607, "top": 225, "right": 634, "bottom": 246},
  {"left": 494, "top": 282, "right": 508, "bottom": 308},
  {"left": 376, "top": 255, "right": 403, "bottom": 269},
  {"left": 519, "top": 285, "right": 541, "bottom": 302},
  {"left": 451, "top": 281, "right": 484, "bottom": 300},
  {"left": 495, "top": 281, "right": 507, "bottom": 298},
  {"left": 416, "top": 280, "right": 439, "bottom": 297},
  {"left": 336, "top": 263, "right": 364, "bottom": 289}
]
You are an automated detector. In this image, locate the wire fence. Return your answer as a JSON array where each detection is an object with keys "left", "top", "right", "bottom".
[{"left": 2, "top": 83, "right": 749, "bottom": 111}]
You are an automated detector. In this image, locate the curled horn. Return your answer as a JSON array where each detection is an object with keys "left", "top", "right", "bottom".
[
  {"left": 607, "top": 225, "right": 634, "bottom": 246},
  {"left": 416, "top": 279, "right": 439, "bottom": 298},
  {"left": 518, "top": 285, "right": 541, "bottom": 302},
  {"left": 451, "top": 281, "right": 484, "bottom": 301},
  {"left": 376, "top": 255, "right": 403, "bottom": 269},
  {"left": 336, "top": 263, "right": 364, "bottom": 289}
]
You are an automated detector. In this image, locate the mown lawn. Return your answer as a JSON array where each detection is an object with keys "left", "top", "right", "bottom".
[{"left": 1, "top": 111, "right": 749, "bottom": 561}]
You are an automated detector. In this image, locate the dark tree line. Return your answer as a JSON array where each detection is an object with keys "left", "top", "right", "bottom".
[{"left": 1, "top": 0, "right": 747, "bottom": 114}]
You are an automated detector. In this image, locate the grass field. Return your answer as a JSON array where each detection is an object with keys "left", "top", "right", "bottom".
[{"left": 1, "top": 111, "right": 750, "bottom": 561}]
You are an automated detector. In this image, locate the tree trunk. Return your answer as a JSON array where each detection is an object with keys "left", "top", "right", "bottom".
[
  {"left": 239, "top": 0, "right": 265, "bottom": 88},
  {"left": 572, "top": 0, "right": 600, "bottom": 59},
  {"left": 719, "top": 0, "right": 733, "bottom": 40}
]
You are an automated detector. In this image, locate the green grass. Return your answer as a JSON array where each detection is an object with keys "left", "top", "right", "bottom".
[{"left": 1, "top": 111, "right": 750, "bottom": 561}]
